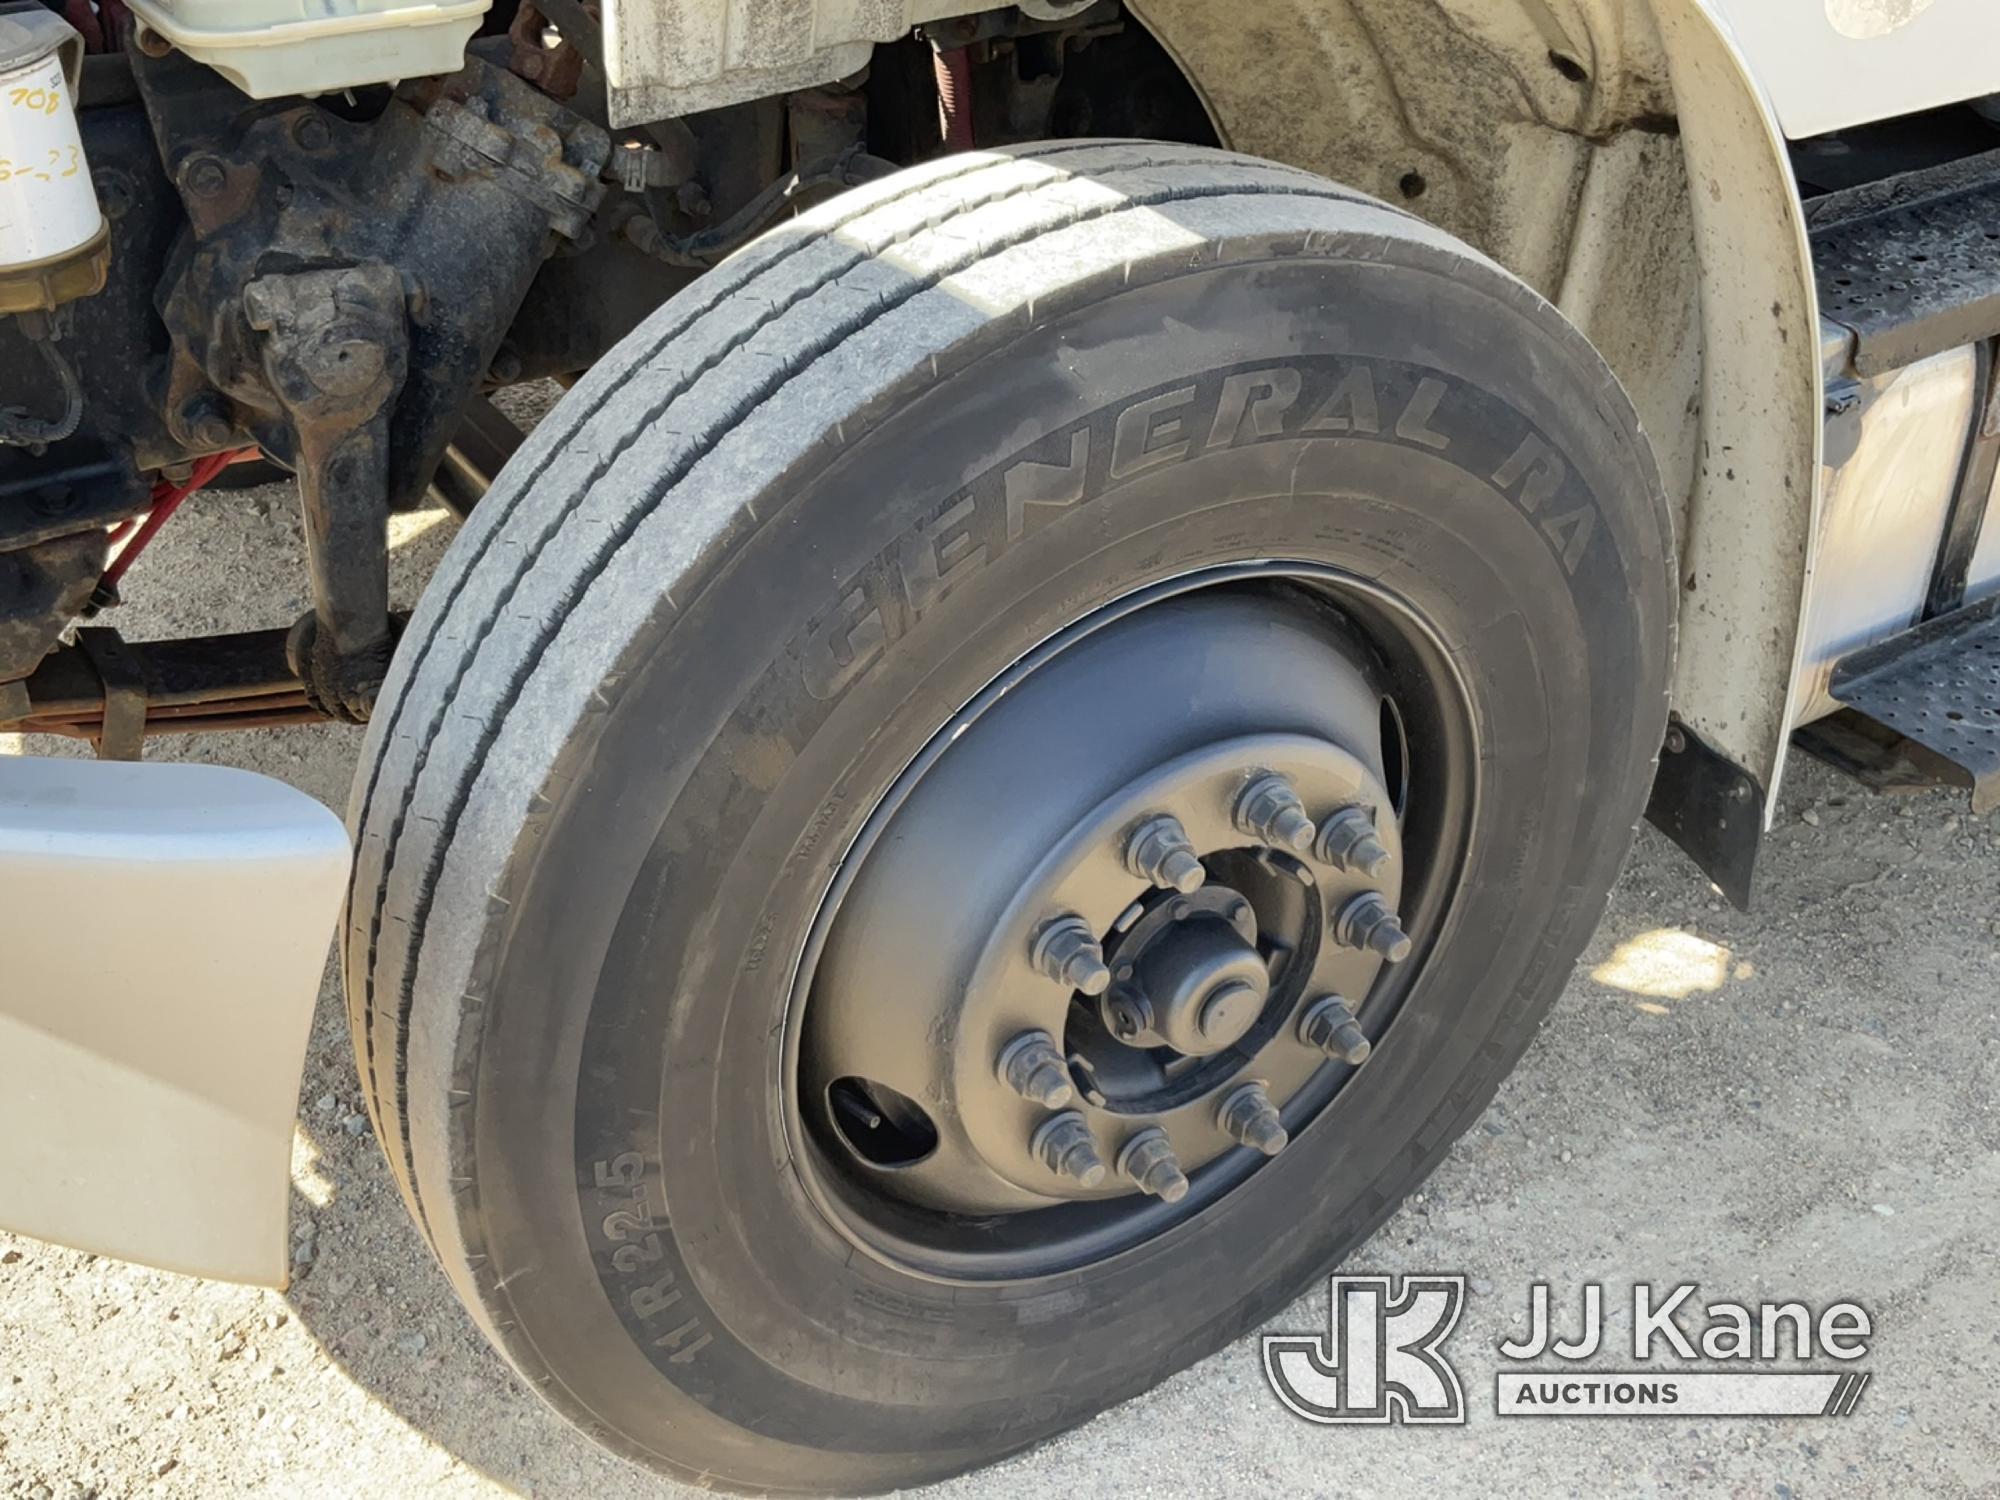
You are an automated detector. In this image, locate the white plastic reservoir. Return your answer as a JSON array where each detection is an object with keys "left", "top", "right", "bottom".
[{"left": 0, "top": 17, "right": 101, "bottom": 273}]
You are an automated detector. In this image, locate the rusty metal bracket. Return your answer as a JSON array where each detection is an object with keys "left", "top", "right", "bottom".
[
  {"left": 75, "top": 626, "right": 147, "bottom": 760},
  {"left": 244, "top": 264, "right": 409, "bottom": 723}
]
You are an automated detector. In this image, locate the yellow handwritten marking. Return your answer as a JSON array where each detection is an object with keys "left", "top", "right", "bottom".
[{"left": 7, "top": 86, "right": 63, "bottom": 117}]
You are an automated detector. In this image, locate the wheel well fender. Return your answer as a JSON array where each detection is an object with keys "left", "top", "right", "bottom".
[{"left": 1130, "top": 0, "right": 1821, "bottom": 814}]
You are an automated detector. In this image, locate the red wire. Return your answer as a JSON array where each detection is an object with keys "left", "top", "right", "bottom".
[{"left": 101, "top": 448, "right": 253, "bottom": 592}]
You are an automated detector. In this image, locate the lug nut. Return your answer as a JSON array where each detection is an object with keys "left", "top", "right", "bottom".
[
  {"left": 1031, "top": 914, "right": 1112, "bottom": 995},
  {"left": 1116, "top": 1127, "right": 1189, "bottom": 1203},
  {"left": 1315, "top": 804, "right": 1391, "bottom": 877},
  {"left": 1124, "top": 814, "right": 1206, "bottom": 893},
  {"left": 1333, "top": 892, "right": 1412, "bottom": 962},
  {"left": 1217, "top": 1082, "right": 1288, "bottom": 1155},
  {"left": 1235, "top": 773, "right": 1316, "bottom": 853},
  {"left": 1299, "top": 996, "right": 1372, "bottom": 1064},
  {"left": 1032, "top": 1111, "right": 1107, "bottom": 1188},
  {"left": 998, "top": 1029, "right": 1074, "bottom": 1108}
]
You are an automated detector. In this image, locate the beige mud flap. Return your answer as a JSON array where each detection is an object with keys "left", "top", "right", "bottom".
[{"left": 0, "top": 756, "right": 349, "bottom": 1284}]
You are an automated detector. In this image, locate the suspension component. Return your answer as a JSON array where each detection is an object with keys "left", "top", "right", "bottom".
[
  {"left": 1124, "top": 813, "right": 1205, "bottom": 893},
  {"left": 1332, "top": 891, "right": 1412, "bottom": 962},
  {"left": 1234, "top": 773, "right": 1316, "bottom": 853},
  {"left": 1030, "top": 913, "right": 1112, "bottom": 996},
  {"left": 997, "top": 1030, "right": 1074, "bottom": 1108},
  {"left": 1032, "top": 1111, "right": 1107, "bottom": 1188},
  {"left": 1314, "top": 804, "right": 1391, "bottom": 877},
  {"left": 1216, "top": 1082, "right": 1288, "bottom": 1155},
  {"left": 1116, "top": 1128, "right": 1189, "bottom": 1203},
  {"left": 1298, "top": 996, "right": 1372, "bottom": 1064}
]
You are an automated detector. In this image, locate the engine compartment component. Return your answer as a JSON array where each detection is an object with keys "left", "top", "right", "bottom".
[
  {"left": 123, "top": 0, "right": 490, "bottom": 100},
  {"left": 132, "top": 40, "right": 610, "bottom": 715},
  {"left": 0, "top": 5, "right": 107, "bottom": 314}
]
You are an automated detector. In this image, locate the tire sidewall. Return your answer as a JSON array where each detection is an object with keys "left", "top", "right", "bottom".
[{"left": 450, "top": 248, "right": 1670, "bottom": 1487}]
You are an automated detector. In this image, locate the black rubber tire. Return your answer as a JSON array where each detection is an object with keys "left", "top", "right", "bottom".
[{"left": 344, "top": 142, "right": 1674, "bottom": 1494}]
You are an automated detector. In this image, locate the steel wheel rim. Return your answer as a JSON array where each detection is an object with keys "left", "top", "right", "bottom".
[{"left": 779, "top": 561, "right": 1480, "bottom": 1284}]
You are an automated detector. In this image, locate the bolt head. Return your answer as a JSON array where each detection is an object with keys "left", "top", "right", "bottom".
[
  {"left": 292, "top": 114, "right": 333, "bottom": 152},
  {"left": 1033, "top": 1112, "right": 1106, "bottom": 1188},
  {"left": 1034, "top": 914, "right": 1111, "bottom": 995},
  {"left": 1127, "top": 814, "right": 1205, "bottom": 893},
  {"left": 1236, "top": 773, "right": 1316, "bottom": 851},
  {"left": 999, "top": 1030, "right": 1076, "bottom": 1109},
  {"left": 1218, "top": 1083, "right": 1289, "bottom": 1156},
  {"left": 1300, "top": 996, "right": 1373, "bottom": 1064},
  {"left": 1314, "top": 804, "right": 1391, "bottom": 877},
  {"left": 1335, "top": 892, "right": 1411, "bottom": 962},
  {"left": 1117, "top": 1130, "right": 1189, "bottom": 1203},
  {"left": 181, "top": 156, "right": 228, "bottom": 197}
]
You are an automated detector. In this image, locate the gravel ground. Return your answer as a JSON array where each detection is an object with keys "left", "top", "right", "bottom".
[{"left": 3, "top": 436, "right": 1998, "bottom": 1499}]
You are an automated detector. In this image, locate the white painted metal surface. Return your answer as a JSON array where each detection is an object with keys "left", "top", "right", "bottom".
[
  {"left": 1709, "top": 0, "right": 2000, "bottom": 139},
  {"left": 1963, "top": 448, "right": 2000, "bottom": 605},
  {"left": 1795, "top": 346, "right": 1977, "bottom": 722},
  {"left": 602, "top": 0, "right": 975, "bottom": 124},
  {"left": 0, "top": 758, "right": 351, "bottom": 1285},
  {"left": 123, "top": 0, "right": 489, "bottom": 100},
  {"left": 0, "top": 22, "right": 100, "bottom": 270}
]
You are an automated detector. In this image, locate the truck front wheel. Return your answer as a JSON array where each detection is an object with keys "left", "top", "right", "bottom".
[{"left": 343, "top": 142, "right": 1673, "bottom": 1493}]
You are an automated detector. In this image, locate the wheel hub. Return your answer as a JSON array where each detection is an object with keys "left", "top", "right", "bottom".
[
  {"left": 793, "top": 578, "right": 1455, "bottom": 1276},
  {"left": 1100, "top": 884, "right": 1267, "bottom": 1055}
]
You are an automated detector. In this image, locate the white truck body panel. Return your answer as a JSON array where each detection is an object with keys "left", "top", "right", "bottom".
[
  {"left": 1710, "top": 0, "right": 2000, "bottom": 139},
  {"left": 0, "top": 758, "right": 350, "bottom": 1285}
]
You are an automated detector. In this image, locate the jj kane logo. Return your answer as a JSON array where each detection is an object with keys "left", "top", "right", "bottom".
[
  {"left": 1262, "top": 1275, "right": 1469, "bottom": 1425},
  {"left": 1262, "top": 1278, "right": 1874, "bottom": 1424}
]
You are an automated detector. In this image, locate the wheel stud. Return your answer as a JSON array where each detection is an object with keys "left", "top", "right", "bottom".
[
  {"left": 998, "top": 1029, "right": 1074, "bottom": 1108},
  {"left": 1299, "top": 995, "right": 1372, "bottom": 1064},
  {"left": 1315, "top": 804, "right": 1391, "bottom": 878},
  {"left": 1031, "top": 914, "right": 1112, "bottom": 995},
  {"left": 1216, "top": 1082, "right": 1288, "bottom": 1155},
  {"left": 1333, "top": 891, "right": 1412, "bottom": 962},
  {"left": 1235, "top": 773, "right": 1316, "bottom": 853},
  {"left": 1125, "top": 814, "right": 1205, "bottom": 893},
  {"left": 1116, "top": 1127, "right": 1189, "bottom": 1203},
  {"left": 1032, "top": 1111, "right": 1107, "bottom": 1188}
]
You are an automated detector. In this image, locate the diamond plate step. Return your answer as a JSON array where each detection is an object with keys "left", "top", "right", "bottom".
[
  {"left": 1829, "top": 593, "right": 2000, "bottom": 814},
  {"left": 1810, "top": 147, "right": 2000, "bottom": 376}
]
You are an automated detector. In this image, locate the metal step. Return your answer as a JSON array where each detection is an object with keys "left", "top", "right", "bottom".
[
  {"left": 1829, "top": 592, "right": 2000, "bottom": 814},
  {"left": 1810, "top": 146, "right": 2000, "bottom": 376}
]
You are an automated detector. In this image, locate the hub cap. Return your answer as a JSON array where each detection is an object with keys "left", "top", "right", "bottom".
[{"left": 788, "top": 568, "right": 1473, "bottom": 1280}]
